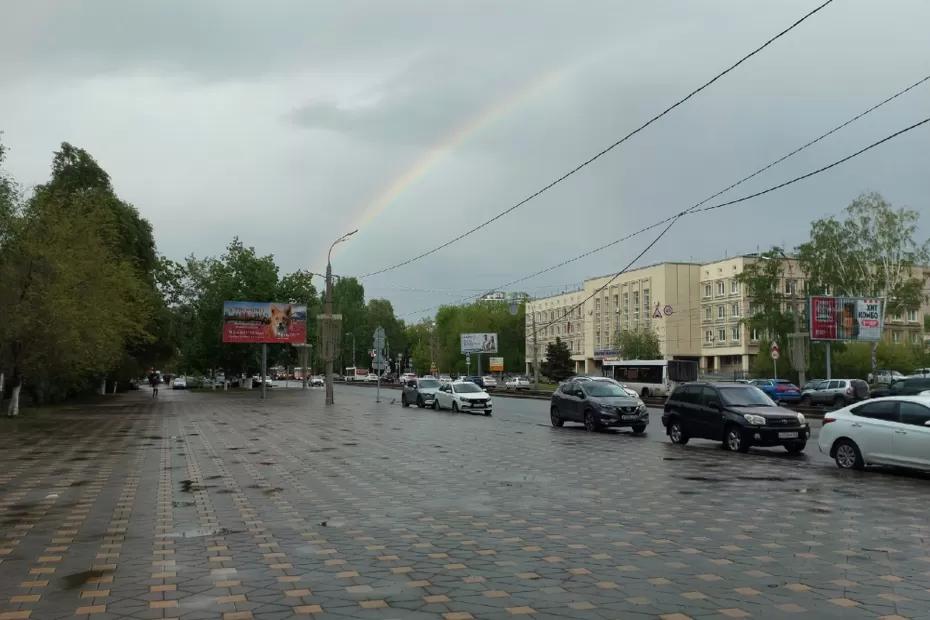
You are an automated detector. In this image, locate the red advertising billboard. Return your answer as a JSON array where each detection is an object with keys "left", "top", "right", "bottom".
[
  {"left": 222, "top": 301, "right": 307, "bottom": 344},
  {"left": 809, "top": 296, "right": 883, "bottom": 342}
]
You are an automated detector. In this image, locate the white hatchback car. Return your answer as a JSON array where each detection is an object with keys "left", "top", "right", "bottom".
[
  {"left": 818, "top": 396, "right": 930, "bottom": 472},
  {"left": 433, "top": 381, "right": 492, "bottom": 416}
]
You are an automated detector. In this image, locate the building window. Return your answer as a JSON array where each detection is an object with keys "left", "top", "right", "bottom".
[
  {"left": 596, "top": 331, "right": 601, "bottom": 345},
  {"left": 718, "top": 328, "right": 726, "bottom": 342},
  {"left": 785, "top": 279, "right": 797, "bottom": 295},
  {"left": 703, "top": 284, "right": 712, "bottom": 298},
  {"left": 613, "top": 294, "right": 619, "bottom": 310},
  {"left": 751, "top": 328, "right": 760, "bottom": 342},
  {"left": 595, "top": 298, "right": 600, "bottom": 311},
  {"left": 907, "top": 309, "right": 917, "bottom": 322},
  {"left": 716, "top": 281, "right": 725, "bottom": 295},
  {"left": 731, "top": 280, "right": 739, "bottom": 294},
  {"left": 731, "top": 302, "right": 740, "bottom": 318},
  {"left": 704, "top": 307, "right": 712, "bottom": 320},
  {"left": 731, "top": 325, "right": 740, "bottom": 341},
  {"left": 705, "top": 330, "right": 713, "bottom": 343},
  {"left": 717, "top": 305, "right": 725, "bottom": 319},
  {"left": 892, "top": 331, "right": 901, "bottom": 344},
  {"left": 643, "top": 288, "right": 650, "bottom": 313},
  {"left": 912, "top": 332, "right": 920, "bottom": 344}
]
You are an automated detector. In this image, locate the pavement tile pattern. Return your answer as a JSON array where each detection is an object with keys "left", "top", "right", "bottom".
[{"left": 1, "top": 387, "right": 929, "bottom": 619}]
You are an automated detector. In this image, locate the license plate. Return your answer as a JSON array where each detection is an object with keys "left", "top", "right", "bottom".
[
  {"left": 778, "top": 432, "right": 798, "bottom": 439},
  {"left": 621, "top": 415, "right": 639, "bottom": 420}
]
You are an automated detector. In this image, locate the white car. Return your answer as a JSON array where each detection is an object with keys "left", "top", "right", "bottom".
[
  {"left": 505, "top": 376, "right": 531, "bottom": 390},
  {"left": 438, "top": 375, "right": 452, "bottom": 385},
  {"left": 818, "top": 396, "right": 930, "bottom": 472},
  {"left": 433, "top": 381, "right": 492, "bottom": 416},
  {"left": 482, "top": 376, "right": 498, "bottom": 390},
  {"left": 172, "top": 377, "right": 187, "bottom": 390},
  {"left": 310, "top": 375, "right": 324, "bottom": 387}
]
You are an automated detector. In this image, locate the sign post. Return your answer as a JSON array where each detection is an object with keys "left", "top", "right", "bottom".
[
  {"left": 465, "top": 353, "right": 471, "bottom": 377},
  {"left": 261, "top": 343, "right": 268, "bottom": 400},
  {"left": 770, "top": 341, "right": 780, "bottom": 380},
  {"left": 373, "top": 326, "right": 385, "bottom": 403}
]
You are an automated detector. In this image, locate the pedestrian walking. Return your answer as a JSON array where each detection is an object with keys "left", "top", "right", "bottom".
[{"left": 149, "top": 371, "right": 159, "bottom": 398}]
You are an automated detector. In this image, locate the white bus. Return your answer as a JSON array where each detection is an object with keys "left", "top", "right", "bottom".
[{"left": 602, "top": 359, "right": 698, "bottom": 398}]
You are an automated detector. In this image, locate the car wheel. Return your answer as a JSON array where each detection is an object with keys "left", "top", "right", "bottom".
[
  {"left": 550, "top": 406, "right": 564, "bottom": 428},
  {"left": 484, "top": 410, "right": 492, "bottom": 416},
  {"left": 641, "top": 388, "right": 650, "bottom": 398},
  {"left": 583, "top": 411, "right": 600, "bottom": 432},
  {"left": 432, "top": 399, "right": 439, "bottom": 411},
  {"left": 800, "top": 395, "right": 811, "bottom": 406},
  {"left": 416, "top": 396, "right": 424, "bottom": 408},
  {"left": 668, "top": 419, "right": 688, "bottom": 445},
  {"left": 785, "top": 441, "right": 806, "bottom": 455},
  {"left": 833, "top": 439, "right": 864, "bottom": 470},
  {"left": 452, "top": 402, "right": 459, "bottom": 413},
  {"left": 401, "top": 395, "right": 409, "bottom": 408},
  {"left": 631, "top": 424, "right": 646, "bottom": 435},
  {"left": 724, "top": 425, "right": 750, "bottom": 453}
]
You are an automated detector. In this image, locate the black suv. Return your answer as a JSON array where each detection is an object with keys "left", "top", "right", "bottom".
[{"left": 662, "top": 382, "right": 810, "bottom": 453}]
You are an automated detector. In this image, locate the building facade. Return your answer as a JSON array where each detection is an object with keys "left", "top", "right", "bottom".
[{"left": 525, "top": 263, "right": 702, "bottom": 375}]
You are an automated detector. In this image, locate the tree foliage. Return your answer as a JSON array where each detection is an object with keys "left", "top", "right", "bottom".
[
  {"left": 432, "top": 301, "right": 525, "bottom": 375},
  {"left": 614, "top": 328, "right": 661, "bottom": 360},
  {"left": 541, "top": 337, "right": 573, "bottom": 382},
  {"left": 735, "top": 247, "right": 797, "bottom": 348}
]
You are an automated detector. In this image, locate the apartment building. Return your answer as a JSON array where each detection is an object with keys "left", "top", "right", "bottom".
[
  {"left": 525, "top": 262, "right": 702, "bottom": 375},
  {"left": 885, "top": 265, "right": 930, "bottom": 347}
]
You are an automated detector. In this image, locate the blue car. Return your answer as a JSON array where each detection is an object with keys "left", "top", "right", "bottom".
[{"left": 750, "top": 379, "right": 801, "bottom": 402}]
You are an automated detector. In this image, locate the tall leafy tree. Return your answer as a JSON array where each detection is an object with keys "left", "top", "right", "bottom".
[
  {"left": 330, "top": 277, "right": 367, "bottom": 369},
  {"left": 615, "top": 328, "right": 661, "bottom": 359},
  {"left": 736, "top": 247, "right": 797, "bottom": 349},
  {"left": 541, "top": 337, "right": 573, "bottom": 382}
]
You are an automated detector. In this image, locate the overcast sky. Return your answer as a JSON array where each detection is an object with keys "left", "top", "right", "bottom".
[{"left": 2, "top": 1, "right": 928, "bottom": 319}]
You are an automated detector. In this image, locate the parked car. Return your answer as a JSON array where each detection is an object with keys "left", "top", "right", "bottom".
[
  {"left": 550, "top": 379, "right": 648, "bottom": 433},
  {"left": 662, "top": 382, "right": 809, "bottom": 453},
  {"left": 463, "top": 376, "right": 486, "bottom": 388},
  {"left": 482, "top": 376, "right": 498, "bottom": 390},
  {"left": 869, "top": 369, "right": 904, "bottom": 386},
  {"left": 172, "top": 376, "right": 187, "bottom": 390},
  {"left": 400, "top": 372, "right": 417, "bottom": 385},
  {"left": 504, "top": 376, "right": 531, "bottom": 390},
  {"left": 818, "top": 396, "right": 930, "bottom": 471},
  {"left": 402, "top": 377, "right": 441, "bottom": 408},
  {"left": 800, "top": 379, "right": 869, "bottom": 407},
  {"left": 871, "top": 376, "right": 930, "bottom": 398},
  {"left": 433, "top": 381, "right": 492, "bottom": 415},
  {"left": 801, "top": 379, "right": 824, "bottom": 392},
  {"left": 438, "top": 374, "right": 452, "bottom": 385},
  {"left": 913, "top": 368, "right": 930, "bottom": 377},
  {"left": 310, "top": 375, "right": 324, "bottom": 387},
  {"left": 750, "top": 379, "right": 801, "bottom": 403}
]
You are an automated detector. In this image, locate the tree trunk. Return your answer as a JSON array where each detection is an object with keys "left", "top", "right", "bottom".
[
  {"left": 99, "top": 378, "right": 107, "bottom": 395},
  {"left": 0, "top": 372, "right": 4, "bottom": 413},
  {"left": 8, "top": 382, "right": 21, "bottom": 417},
  {"left": 112, "top": 380, "right": 118, "bottom": 394}
]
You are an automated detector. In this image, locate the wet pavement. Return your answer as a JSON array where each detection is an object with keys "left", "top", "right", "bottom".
[{"left": 0, "top": 385, "right": 928, "bottom": 620}]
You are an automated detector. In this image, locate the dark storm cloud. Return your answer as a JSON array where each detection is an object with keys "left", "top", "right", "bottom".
[{"left": 1, "top": 1, "right": 928, "bottom": 319}]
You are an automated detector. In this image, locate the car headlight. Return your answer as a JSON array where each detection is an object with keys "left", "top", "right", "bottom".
[
  {"left": 637, "top": 403, "right": 648, "bottom": 414},
  {"left": 796, "top": 413, "right": 806, "bottom": 425},
  {"left": 743, "top": 414, "right": 766, "bottom": 425},
  {"left": 597, "top": 403, "right": 615, "bottom": 412}
]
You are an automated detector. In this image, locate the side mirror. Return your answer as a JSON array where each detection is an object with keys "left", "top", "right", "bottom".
[
  {"left": 708, "top": 400, "right": 721, "bottom": 410},
  {"left": 924, "top": 420, "right": 930, "bottom": 427}
]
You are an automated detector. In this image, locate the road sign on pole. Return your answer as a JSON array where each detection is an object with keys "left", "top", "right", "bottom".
[
  {"left": 373, "top": 326, "right": 386, "bottom": 403},
  {"left": 771, "top": 341, "right": 780, "bottom": 380}
]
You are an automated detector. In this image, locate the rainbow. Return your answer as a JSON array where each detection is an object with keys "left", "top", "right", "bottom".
[{"left": 325, "top": 65, "right": 571, "bottom": 268}]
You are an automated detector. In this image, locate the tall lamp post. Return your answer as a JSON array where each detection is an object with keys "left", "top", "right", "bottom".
[
  {"left": 346, "top": 332, "right": 356, "bottom": 369},
  {"left": 324, "top": 229, "right": 358, "bottom": 405}
]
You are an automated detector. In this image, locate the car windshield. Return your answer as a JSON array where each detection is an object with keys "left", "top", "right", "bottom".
[
  {"left": 455, "top": 383, "right": 482, "bottom": 393},
  {"left": 419, "top": 379, "right": 439, "bottom": 388},
  {"left": 719, "top": 386, "right": 776, "bottom": 407},
  {"left": 582, "top": 383, "right": 626, "bottom": 397}
]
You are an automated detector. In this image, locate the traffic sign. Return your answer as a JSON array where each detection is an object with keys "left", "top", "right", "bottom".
[{"left": 770, "top": 342, "right": 780, "bottom": 360}]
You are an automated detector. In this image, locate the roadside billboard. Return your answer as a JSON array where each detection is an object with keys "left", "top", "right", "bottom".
[
  {"left": 222, "top": 301, "right": 307, "bottom": 344},
  {"left": 809, "top": 296, "right": 883, "bottom": 341},
  {"left": 460, "top": 333, "right": 498, "bottom": 353},
  {"left": 489, "top": 357, "right": 504, "bottom": 372}
]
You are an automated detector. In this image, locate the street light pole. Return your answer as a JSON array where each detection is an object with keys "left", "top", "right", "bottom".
[{"left": 324, "top": 229, "right": 358, "bottom": 406}]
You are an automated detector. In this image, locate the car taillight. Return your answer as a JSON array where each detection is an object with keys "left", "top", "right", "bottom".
[
  {"left": 822, "top": 417, "right": 836, "bottom": 425},
  {"left": 776, "top": 384, "right": 787, "bottom": 392}
]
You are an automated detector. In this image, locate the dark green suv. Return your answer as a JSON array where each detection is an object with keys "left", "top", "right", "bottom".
[{"left": 662, "top": 382, "right": 810, "bottom": 454}]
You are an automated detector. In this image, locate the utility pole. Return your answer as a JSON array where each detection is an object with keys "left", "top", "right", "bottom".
[
  {"left": 323, "top": 229, "right": 357, "bottom": 406},
  {"left": 532, "top": 310, "right": 540, "bottom": 389}
]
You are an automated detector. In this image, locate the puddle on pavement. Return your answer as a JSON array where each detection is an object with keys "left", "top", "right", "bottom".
[
  {"left": 205, "top": 475, "right": 223, "bottom": 480},
  {"left": 262, "top": 487, "right": 285, "bottom": 496},
  {"left": 179, "top": 480, "right": 214, "bottom": 493},
  {"left": 172, "top": 500, "right": 195, "bottom": 508},
  {"left": 70, "top": 480, "right": 90, "bottom": 487},
  {"left": 62, "top": 570, "right": 111, "bottom": 590},
  {"left": 163, "top": 526, "right": 243, "bottom": 539}
]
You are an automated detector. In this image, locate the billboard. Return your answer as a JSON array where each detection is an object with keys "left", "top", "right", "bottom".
[
  {"left": 460, "top": 333, "right": 498, "bottom": 353},
  {"left": 809, "top": 296, "right": 883, "bottom": 342},
  {"left": 489, "top": 357, "right": 504, "bottom": 372},
  {"left": 222, "top": 301, "right": 307, "bottom": 344}
]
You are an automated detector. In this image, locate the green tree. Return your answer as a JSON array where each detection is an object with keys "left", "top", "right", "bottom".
[
  {"left": 798, "top": 192, "right": 929, "bottom": 373},
  {"left": 541, "top": 337, "right": 573, "bottom": 382},
  {"left": 736, "top": 247, "right": 797, "bottom": 349},
  {"left": 366, "top": 298, "right": 406, "bottom": 363},
  {"left": 329, "top": 277, "right": 366, "bottom": 369},
  {"left": 404, "top": 320, "right": 435, "bottom": 375},
  {"left": 615, "top": 327, "right": 661, "bottom": 359}
]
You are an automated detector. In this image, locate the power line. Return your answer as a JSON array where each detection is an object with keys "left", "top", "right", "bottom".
[
  {"left": 359, "top": 0, "right": 835, "bottom": 280},
  {"left": 400, "top": 73, "right": 930, "bottom": 320},
  {"left": 530, "top": 116, "right": 930, "bottom": 339}
]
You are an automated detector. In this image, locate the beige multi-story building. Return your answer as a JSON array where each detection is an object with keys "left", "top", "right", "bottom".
[
  {"left": 884, "top": 266, "right": 930, "bottom": 348},
  {"left": 698, "top": 255, "right": 806, "bottom": 376},
  {"left": 525, "top": 262, "right": 702, "bottom": 375}
]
